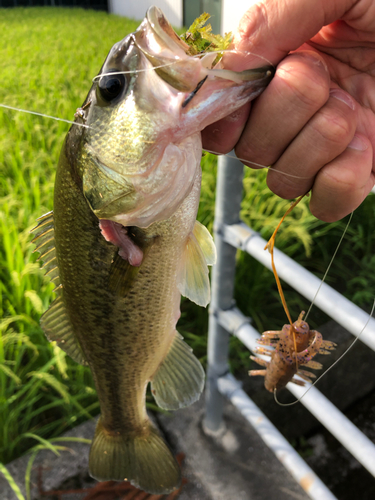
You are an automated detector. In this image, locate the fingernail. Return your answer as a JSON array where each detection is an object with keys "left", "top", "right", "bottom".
[
  {"left": 347, "top": 135, "right": 368, "bottom": 151},
  {"left": 330, "top": 88, "right": 355, "bottom": 110},
  {"left": 295, "top": 50, "right": 329, "bottom": 71}
]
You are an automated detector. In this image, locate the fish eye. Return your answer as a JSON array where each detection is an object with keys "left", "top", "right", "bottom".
[{"left": 97, "top": 69, "right": 127, "bottom": 104}]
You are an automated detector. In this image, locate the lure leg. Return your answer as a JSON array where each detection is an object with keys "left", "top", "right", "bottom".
[
  {"left": 255, "top": 346, "right": 273, "bottom": 356},
  {"left": 304, "top": 360, "right": 323, "bottom": 370},
  {"left": 250, "top": 355, "right": 269, "bottom": 367},
  {"left": 249, "top": 370, "right": 267, "bottom": 377},
  {"left": 295, "top": 331, "right": 323, "bottom": 363},
  {"left": 291, "top": 377, "right": 306, "bottom": 387},
  {"left": 261, "top": 330, "right": 282, "bottom": 338},
  {"left": 319, "top": 338, "right": 337, "bottom": 354},
  {"left": 257, "top": 336, "right": 278, "bottom": 347},
  {"left": 296, "top": 369, "right": 316, "bottom": 382},
  {"left": 322, "top": 340, "right": 337, "bottom": 349}
]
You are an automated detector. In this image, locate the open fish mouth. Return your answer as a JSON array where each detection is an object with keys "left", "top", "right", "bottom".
[
  {"left": 81, "top": 6, "right": 274, "bottom": 229},
  {"left": 134, "top": 6, "right": 275, "bottom": 94},
  {"left": 133, "top": 6, "right": 207, "bottom": 92}
]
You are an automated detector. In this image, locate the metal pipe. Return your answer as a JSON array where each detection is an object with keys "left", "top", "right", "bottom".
[
  {"left": 203, "top": 154, "right": 245, "bottom": 433},
  {"left": 288, "top": 383, "right": 375, "bottom": 477},
  {"left": 218, "top": 373, "right": 338, "bottom": 500},
  {"left": 222, "top": 222, "right": 375, "bottom": 350},
  {"left": 217, "top": 306, "right": 375, "bottom": 477}
]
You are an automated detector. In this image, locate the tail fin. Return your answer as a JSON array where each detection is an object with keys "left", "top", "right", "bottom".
[{"left": 88, "top": 417, "right": 181, "bottom": 494}]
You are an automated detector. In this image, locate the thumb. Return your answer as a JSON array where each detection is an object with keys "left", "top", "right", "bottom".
[{"left": 225, "top": 0, "right": 358, "bottom": 70}]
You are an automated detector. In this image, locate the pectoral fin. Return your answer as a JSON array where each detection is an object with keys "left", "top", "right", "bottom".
[
  {"left": 150, "top": 332, "right": 205, "bottom": 410},
  {"left": 192, "top": 220, "right": 216, "bottom": 265},
  {"left": 108, "top": 253, "right": 141, "bottom": 296},
  {"left": 177, "top": 221, "right": 216, "bottom": 307}
]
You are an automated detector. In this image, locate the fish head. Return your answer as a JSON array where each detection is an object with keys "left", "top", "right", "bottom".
[{"left": 77, "top": 6, "right": 274, "bottom": 228}]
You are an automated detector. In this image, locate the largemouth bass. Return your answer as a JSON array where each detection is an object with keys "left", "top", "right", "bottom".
[{"left": 32, "top": 6, "right": 273, "bottom": 495}]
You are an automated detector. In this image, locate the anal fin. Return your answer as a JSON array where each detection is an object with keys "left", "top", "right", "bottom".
[{"left": 150, "top": 332, "right": 205, "bottom": 410}]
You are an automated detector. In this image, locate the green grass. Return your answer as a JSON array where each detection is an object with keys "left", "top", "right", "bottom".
[
  {"left": 1, "top": 6, "right": 375, "bottom": 472},
  {"left": 0, "top": 7, "right": 140, "bottom": 465}
]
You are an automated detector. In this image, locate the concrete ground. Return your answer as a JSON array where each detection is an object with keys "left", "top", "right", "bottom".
[
  {"left": 157, "top": 396, "right": 310, "bottom": 500},
  {"left": 0, "top": 396, "right": 309, "bottom": 500},
  {"left": 2, "top": 319, "right": 374, "bottom": 500}
]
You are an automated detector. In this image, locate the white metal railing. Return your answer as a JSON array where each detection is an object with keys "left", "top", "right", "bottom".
[{"left": 203, "top": 153, "right": 375, "bottom": 500}]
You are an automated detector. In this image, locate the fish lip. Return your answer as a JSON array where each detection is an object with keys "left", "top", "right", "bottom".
[
  {"left": 134, "top": 6, "right": 276, "bottom": 95},
  {"left": 132, "top": 7, "right": 205, "bottom": 93},
  {"left": 144, "top": 6, "right": 189, "bottom": 55},
  {"left": 133, "top": 6, "right": 188, "bottom": 59}
]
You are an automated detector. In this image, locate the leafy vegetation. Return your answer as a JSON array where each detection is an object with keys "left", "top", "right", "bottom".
[
  {"left": 0, "top": 6, "right": 374, "bottom": 474},
  {"left": 181, "top": 12, "right": 232, "bottom": 57}
]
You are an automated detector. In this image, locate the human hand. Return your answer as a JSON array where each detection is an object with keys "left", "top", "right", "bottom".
[{"left": 202, "top": 0, "right": 375, "bottom": 221}]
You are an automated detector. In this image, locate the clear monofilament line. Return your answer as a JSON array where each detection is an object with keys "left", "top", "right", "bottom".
[
  {"left": 272, "top": 211, "right": 354, "bottom": 406},
  {"left": 92, "top": 48, "right": 276, "bottom": 81},
  {"left": 203, "top": 48, "right": 275, "bottom": 67},
  {"left": 203, "top": 149, "right": 313, "bottom": 180},
  {"left": 0, "top": 105, "right": 316, "bottom": 182},
  {"left": 0, "top": 104, "right": 90, "bottom": 129},
  {"left": 92, "top": 61, "right": 182, "bottom": 81},
  {"left": 305, "top": 212, "right": 353, "bottom": 321}
]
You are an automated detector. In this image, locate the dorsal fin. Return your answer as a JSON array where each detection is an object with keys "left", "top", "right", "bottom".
[
  {"left": 31, "top": 212, "right": 60, "bottom": 287},
  {"left": 41, "top": 296, "right": 87, "bottom": 365},
  {"left": 31, "top": 212, "right": 87, "bottom": 365}
]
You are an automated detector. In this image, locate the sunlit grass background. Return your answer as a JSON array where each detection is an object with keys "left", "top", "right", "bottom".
[{"left": 1, "top": 6, "right": 374, "bottom": 475}]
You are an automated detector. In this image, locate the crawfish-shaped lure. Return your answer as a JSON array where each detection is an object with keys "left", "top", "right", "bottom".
[{"left": 249, "top": 311, "right": 336, "bottom": 392}]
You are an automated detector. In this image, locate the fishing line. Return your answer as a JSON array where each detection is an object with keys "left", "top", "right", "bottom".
[
  {"left": 0, "top": 96, "right": 311, "bottom": 182},
  {"left": 219, "top": 49, "right": 275, "bottom": 68},
  {"left": 274, "top": 298, "right": 375, "bottom": 407},
  {"left": 0, "top": 104, "right": 90, "bottom": 129},
  {"left": 0, "top": 101, "right": 316, "bottom": 183},
  {"left": 203, "top": 149, "right": 313, "bottom": 180},
  {"left": 92, "top": 49, "right": 275, "bottom": 81},
  {"left": 305, "top": 212, "right": 353, "bottom": 321},
  {"left": 0, "top": 49, "right": 311, "bottom": 184},
  {"left": 92, "top": 62, "right": 182, "bottom": 81},
  {"left": 272, "top": 211, "right": 363, "bottom": 407}
]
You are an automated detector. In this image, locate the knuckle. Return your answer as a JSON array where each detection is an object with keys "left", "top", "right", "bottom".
[
  {"left": 235, "top": 141, "right": 263, "bottom": 166},
  {"left": 266, "top": 173, "right": 310, "bottom": 200},
  {"left": 276, "top": 63, "right": 329, "bottom": 111},
  {"left": 313, "top": 108, "right": 354, "bottom": 146}
]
